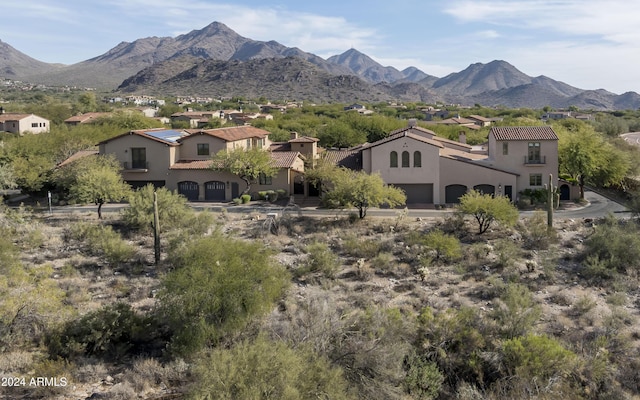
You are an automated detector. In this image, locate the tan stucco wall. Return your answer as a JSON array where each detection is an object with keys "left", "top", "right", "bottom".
[
  {"left": 100, "top": 135, "right": 174, "bottom": 183},
  {"left": 1, "top": 115, "right": 49, "bottom": 134},
  {"left": 439, "top": 158, "right": 517, "bottom": 203},
  {"left": 488, "top": 136, "right": 559, "bottom": 195},
  {"left": 179, "top": 135, "right": 228, "bottom": 159}
]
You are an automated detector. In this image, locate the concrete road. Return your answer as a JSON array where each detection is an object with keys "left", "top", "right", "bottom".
[{"left": 621, "top": 132, "right": 640, "bottom": 146}]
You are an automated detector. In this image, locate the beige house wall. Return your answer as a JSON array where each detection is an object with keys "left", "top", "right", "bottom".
[
  {"left": 0, "top": 114, "right": 50, "bottom": 134},
  {"left": 488, "top": 136, "right": 559, "bottom": 194},
  {"left": 439, "top": 158, "right": 517, "bottom": 203},
  {"left": 99, "top": 135, "right": 175, "bottom": 183},
  {"left": 179, "top": 135, "right": 228, "bottom": 159}
]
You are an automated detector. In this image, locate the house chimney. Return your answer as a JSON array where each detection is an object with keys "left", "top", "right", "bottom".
[
  {"left": 408, "top": 118, "right": 417, "bottom": 128},
  {"left": 459, "top": 131, "right": 466, "bottom": 144},
  {"left": 290, "top": 131, "right": 299, "bottom": 140}
]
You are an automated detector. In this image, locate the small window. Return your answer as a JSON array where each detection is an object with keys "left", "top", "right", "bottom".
[
  {"left": 502, "top": 142, "right": 508, "bottom": 155},
  {"left": 529, "top": 173, "right": 542, "bottom": 186},
  {"left": 131, "top": 147, "right": 147, "bottom": 169},
  {"left": 413, "top": 151, "right": 422, "bottom": 167},
  {"left": 197, "top": 143, "right": 210, "bottom": 156},
  {"left": 401, "top": 151, "right": 410, "bottom": 168},
  {"left": 31, "top": 122, "right": 38, "bottom": 128},
  {"left": 246, "top": 139, "right": 251, "bottom": 149},
  {"left": 390, "top": 151, "right": 398, "bottom": 168},
  {"left": 259, "top": 173, "right": 272, "bottom": 185}
]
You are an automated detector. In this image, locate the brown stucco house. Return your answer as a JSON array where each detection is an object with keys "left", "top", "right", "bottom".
[
  {"left": 98, "top": 126, "right": 304, "bottom": 201},
  {"left": 359, "top": 122, "right": 560, "bottom": 205}
]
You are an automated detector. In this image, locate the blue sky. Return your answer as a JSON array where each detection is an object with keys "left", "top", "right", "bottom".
[{"left": 2, "top": 0, "right": 639, "bottom": 95}]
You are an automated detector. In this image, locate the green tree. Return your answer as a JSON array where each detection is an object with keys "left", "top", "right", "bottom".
[
  {"left": 191, "top": 335, "right": 352, "bottom": 400},
  {"left": 0, "top": 163, "right": 17, "bottom": 190},
  {"left": 323, "top": 169, "right": 406, "bottom": 219},
  {"left": 211, "top": 147, "right": 278, "bottom": 194},
  {"left": 121, "top": 184, "right": 195, "bottom": 232},
  {"left": 66, "top": 155, "right": 130, "bottom": 219},
  {"left": 457, "top": 190, "right": 518, "bottom": 234},
  {"left": 159, "top": 235, "right": 290, "bottom": 355},
  {"left": 557, "top": 123, "right": 630, "bottom": 198}
]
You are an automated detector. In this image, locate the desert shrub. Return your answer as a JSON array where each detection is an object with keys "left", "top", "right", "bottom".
[
  {"left": 582, "top": 217, "right": 640, "bottom": 274},
  {"left": 571, "top": 295, "right": 597, "bottom": 316},
  {"left": 190, "top": 335, "right": 352, "bottom": 400},
  {"left": 422, "top": 229, "right": 462, "bottom": 263},
  {"left": 403, "top": 352, "right": 444, "bottom": 399},
  {"left": 341, "top": 234, "right": 384, "bottom": 258},
  {"left": 232, "top": 197, "right": 242, "bottom": 205},
  {"left": 492, "top": 238, "right": 521, "bottom": 270},
  {"left": 416, "top": 307, "right": 494, "bottom": 391},
  {"left": 521, "top": 211, "right": 557, "bottom": 250},
  {"left": 302, "top": 241, "right": 340, "bottom": 278},
  {"left": 490, "top": 283, "right": 541, "bottom": 339},
  {"left": 159, "top": 235, "right": 290, "bottom": 356},
  {"left": 47, "top": 303, "right": 166, "bottom": 361},
  {"left": 502, "top": 334, "right": 576, "bottom": 381},
  {"left": 121, "top": 184, "right": 197, "bottom": 232},
  {"left": 66, "top": 222, "right": 135, "bottom": 265},
  {"left": 241, "top": 194, "right": 251, "bottom": 203},
  {"left": 370, "top": 252, "right": 396, "bottom": 272}
]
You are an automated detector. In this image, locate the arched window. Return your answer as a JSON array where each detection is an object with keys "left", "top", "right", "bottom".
[
  {"left": 401, "top": 151, "right": 410, "bottom": 167},
  {"left": 413, "top": 151, "right": 422, "bottom": 167},
  {"left": 390, "top": 151, "right": 398, "bottom": 168}
]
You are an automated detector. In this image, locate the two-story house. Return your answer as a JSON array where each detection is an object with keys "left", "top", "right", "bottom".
[
  {"left": 358, "top": 122, "right": 559, "bottom": 205},
  {"left": 98, "top": 126, "right": 304, "bottom": 201}
]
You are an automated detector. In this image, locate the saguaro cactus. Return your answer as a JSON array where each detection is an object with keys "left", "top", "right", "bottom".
[{"left": 547, "top": 174, "right": 554, "bottom": 228}]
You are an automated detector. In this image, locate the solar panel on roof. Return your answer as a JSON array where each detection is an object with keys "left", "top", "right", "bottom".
[{"left": 145, "top": 130, "right": 186, "bottom": 143}]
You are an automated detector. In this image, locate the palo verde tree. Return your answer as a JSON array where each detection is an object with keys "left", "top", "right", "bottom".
[
  {"left": 159, "top": 235, "right": 290, "bottom": 356},
  {"left": 556, "top": 121, "right": 630, "bottom": 198},
  {"left": 65, "top": 155, "right": 131, "bottom": 219},
  {"left": 323, "top": 169, "right": 406, "bottom": 219},
  {"left": 210, "top": 147, "right": 278, "bottom": 195},
  {"left": 457, "top": 189, "right": 518, "bottom": 234}
]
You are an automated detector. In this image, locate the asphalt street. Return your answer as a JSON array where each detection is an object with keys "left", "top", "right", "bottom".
[{"left": 44, "top": 189, "right": 629, "bottom": 220}]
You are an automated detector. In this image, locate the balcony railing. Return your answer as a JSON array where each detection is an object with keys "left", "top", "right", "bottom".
[
  {"left": 524, "top": 155, "right": 546, "bottom": 165},
  {"left": 123, "top": 161, "right": 149, "bottom": 170}
]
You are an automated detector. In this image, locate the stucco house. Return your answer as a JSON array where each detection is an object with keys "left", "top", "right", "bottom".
[
  {"left": 98, "top": 126, "right": 304, "bottom": 201},
  {"left": 0, "top": 112, "right": 50, "bottom": 134},
  {"left": 359, "top": 122, "right": 559, "bottom": 205}
]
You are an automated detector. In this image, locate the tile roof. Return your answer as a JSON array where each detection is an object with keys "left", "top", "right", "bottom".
[
  {"left": 64, "top": 112, "right": 111, "bottom": 123},
  {"left": 0, "top": 113, "right": 31, "bottom": 122},
  {"left": 170, "top": 160, "right": 213, "bottom": 170},
  {"left": 439, "top": 147, "right": 519, "bottom": 176},
  {"left": 467, "top": 114, "right": 492, "bottom": 122},
  {"left": 170, "top": 151, "right": 303, "bottom": 171},
  {"left": 181, "top": 126, "right": 270, "bottom": 142},
  {"left": 363, "top": 130, "right": 444, "bottom": 150},
  {"left": 289, "top": 136, "right": 319, "bottom": 143},
  {"left": 490, "top": 126, "right": 558, "bottom": 141},
  {"left": 323, "top": 150, "right": 362, "bottom": 170},
  {"left": 98, "top": 128, "right": 186, "bottom": 146},
  {"left": 270, "top": 151, "right": 304, "bottom": 170},
  {"left": 56, "top": 149, "right": 99, "bottom": 168},
  {"left": 387, "top": 125, "right": 437, "bottom": 138}
]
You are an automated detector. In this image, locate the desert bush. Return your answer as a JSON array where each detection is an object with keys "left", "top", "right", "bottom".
[
  {"left": 571, "top": 295, "right": 597, "bottom": 316},
  {"left": 341, "top": 234, "right": 384, "bottom": 259},
  {"left": 159, "top": 235, "right": 290, "bottom": 356},
  {"left": 47, "top": 303, "right": 166, "bottom": 361},
  {"left": 121, "top": 184, "right": 199, "bottom": 232},
  {"left": 521, "top": 211, "right": 557, "bottom": 250},
  {"left": 490, "top": 283, "right": 541, "bottom": 339},
  {"left": 422, "top": 229, "right": 462, "bottom": 263},
  {"left": 241, "top": 194, "right": 251, "bottom": 203},
  {"left": 190, "top": 335, "right": 352, "bottom": 400},
  {"left": 370, "top": 251, "right": 396, "bottom": 272},
  {"left": 301, "top": 241, "right": 340, "bottom": 278},
  {"left": 66, "top": 222, "right": 135, "bottom": 265},
  {"left": 582, "top": 217, "right": 640, "bottom": 274},
  {"left": 502, "top": 334, "right": 576, "bottom": 381},
  {"left": 492, "top": 238, "right": 521, "bottom": 270},
  {"left": 416, "top": 307, "right": 494, "bottom": 391},
  {"left": 403, "top": 352, "right": 444, "bottom": 399}
]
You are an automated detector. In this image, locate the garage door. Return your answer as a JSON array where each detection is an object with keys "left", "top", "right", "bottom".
[
  {"left": 394, "top": 184, "right": 433, "bottom": 204},
  {"left": 205, "top": 181, "right": 226, "bottom": 201},
  {"left": 445, "top": 184, "right": 467, "bottom": 204},
  {"left": 474, "top": 184, "right": 495, "bottom": 196},
  {"left": 178, "top": 181, "right": 199, "bottom": 201}
]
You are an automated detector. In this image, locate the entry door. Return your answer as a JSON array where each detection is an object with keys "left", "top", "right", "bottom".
[{"left": 231, "top": 182, "right": 240, "bottom": 199}]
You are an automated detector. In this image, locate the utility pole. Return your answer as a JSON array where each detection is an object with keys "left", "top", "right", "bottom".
[{"left": 153, "top": 190, "right": 160, "bottom": 265}]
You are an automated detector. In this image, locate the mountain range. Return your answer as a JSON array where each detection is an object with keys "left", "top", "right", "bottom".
[{"left": 2, "top": 21, "right": 639, "bottom": 110}]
